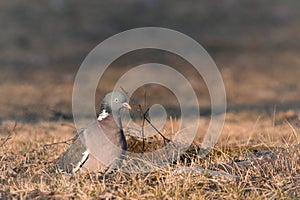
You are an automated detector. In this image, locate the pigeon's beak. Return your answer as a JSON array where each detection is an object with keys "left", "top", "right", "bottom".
[{"left": 123, "top": 102, "right": 132, "bottom": 110}]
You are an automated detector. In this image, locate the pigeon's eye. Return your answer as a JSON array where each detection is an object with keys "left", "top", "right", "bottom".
[{"left": 114, "top": 98, "right": 119, "bottom": 103}]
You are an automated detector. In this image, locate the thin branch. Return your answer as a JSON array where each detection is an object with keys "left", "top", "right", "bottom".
[
  {"left": 42, "top": 138, "right": 74, "bottom": 148},
  {"left": 142, "top": 91, "right": 148, "bottom": 152},
  {"left": 120, "top": 86, "right": 129, "bottom": 99},
  {"left": 0, "top": 122, "right": 17, "bottom": 147},
  {"left": 139, "top": 105, "right": 146, "bottom": 153},
  {"left": 121, "top": 86, "right": 172, "bottom": 146},
  {"left": 143, "top": 111, "right": 172, "bottom": 144}
]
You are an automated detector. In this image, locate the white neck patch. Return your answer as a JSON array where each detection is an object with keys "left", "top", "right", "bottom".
[
  {"left": 97, "top": 110, "right": 109, "bottom": 121},
  {"left": 72, "top": 150, "right": 89, "bottom": 173}
]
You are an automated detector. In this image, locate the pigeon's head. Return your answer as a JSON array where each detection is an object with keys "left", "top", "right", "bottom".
[{"left": 100, "top": 91, "right": 131, "bottom": 115}]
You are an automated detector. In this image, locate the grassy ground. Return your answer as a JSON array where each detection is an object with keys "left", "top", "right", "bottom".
[
  {"left": 1, "top": 59, "right": 299, "bottom": 199},
  {"left": 0, "top": 111, "right": 299, "bottom": 199},
  {"left": 0, "top": 64, "right": 300, "bottom": 199}
]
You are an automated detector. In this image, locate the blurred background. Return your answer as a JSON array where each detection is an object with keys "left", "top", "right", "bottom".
[{"left": 0, "top": 0, "right": 300, "bottom": 122}]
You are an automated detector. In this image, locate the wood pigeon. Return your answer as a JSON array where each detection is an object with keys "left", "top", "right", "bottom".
[{"left": 55, "top": 91, "right": 131, "bottom": 173}]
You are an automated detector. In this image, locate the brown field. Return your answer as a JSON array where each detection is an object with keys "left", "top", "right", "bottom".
[
  {"left": 1, "top": 1, "right": 300, "bottom": 199},
  {"left": 0, "top": 113, "right": 299, "bottom": 199}
]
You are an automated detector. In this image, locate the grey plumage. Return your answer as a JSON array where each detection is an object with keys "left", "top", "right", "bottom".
[{"left": 55, "top": 91, "right": 131, "bottom": 173}]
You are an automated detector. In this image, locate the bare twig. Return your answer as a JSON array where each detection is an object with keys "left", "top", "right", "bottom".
[
  {"left": 143, "top": 112, "right": 172, "bottom": 144},
  {"left": 0, "top": 122, "right": 17, "bottom": 147},
  {"left": 120, "top": 86, "right": 129, "bottom": 99},
  {"left": 140, "top": 105, "right": 146, "bottom": 153},
  {"left": 43, "top": 138, "right": 74, "bottom": 148},
  {"left": 121, "top": 87, "right": 172, "bottom": 147}
]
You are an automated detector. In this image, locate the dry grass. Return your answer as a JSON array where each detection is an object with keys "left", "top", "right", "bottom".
[
  {"left": 0, "top": 112, "right": 299, "bottom": 199},
  {"left": 1, "top": 63, "right": 299, "bottom": 199},
  {"left": 0, "top": 66, "right": 299, "bottom": 199}
]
